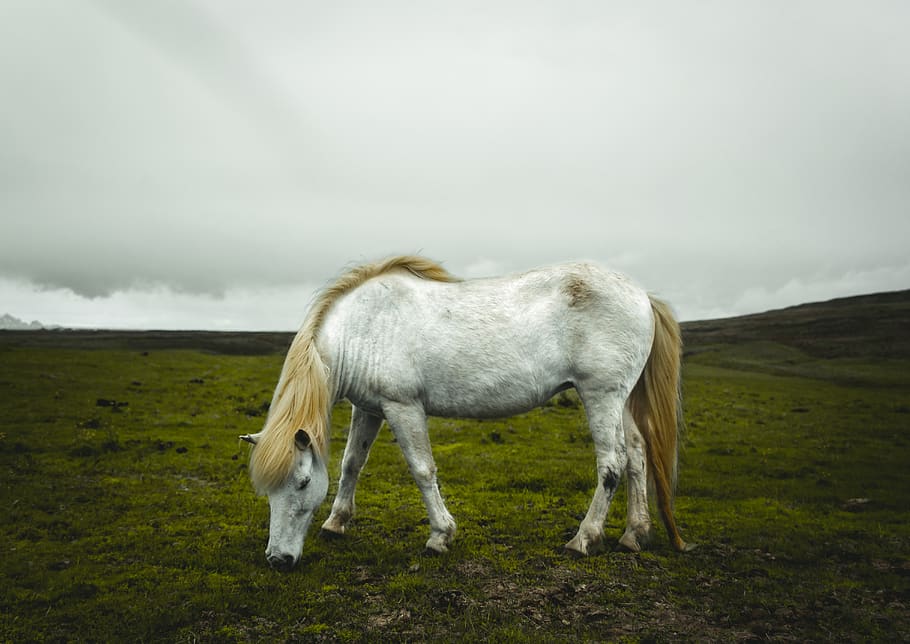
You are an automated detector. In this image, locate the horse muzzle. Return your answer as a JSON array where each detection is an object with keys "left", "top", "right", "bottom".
[{"left": 266, "top": 552, "right": 298, "bottom": 572}]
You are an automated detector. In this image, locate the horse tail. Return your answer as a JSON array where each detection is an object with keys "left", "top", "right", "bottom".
[{"left": 628, "top": 295, "right": 689, "bottom": 552}]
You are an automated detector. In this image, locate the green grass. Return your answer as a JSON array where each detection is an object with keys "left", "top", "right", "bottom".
[
  {"left": 687, "top": 339, "right": 910, "bottom": 387},
  {"left": 1, "top": 342, "right": 908, "bottom": 641}
]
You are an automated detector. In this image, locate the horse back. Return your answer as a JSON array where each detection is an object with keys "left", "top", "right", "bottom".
[{"left": 318, "top": 263, "right": 654, "bottom": 417}]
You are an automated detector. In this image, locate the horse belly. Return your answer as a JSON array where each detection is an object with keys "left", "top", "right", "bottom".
[
  {"left": 416, "top": 348, "right": 569, "bottom": 419},
  {"left": 422, "top": 386, "right": 558, "bottom": 419}
]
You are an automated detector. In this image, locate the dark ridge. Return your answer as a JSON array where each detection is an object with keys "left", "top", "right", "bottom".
[
  {"left": 682, "top": 289, "right": 910, "bottom": 360},
  {"left": 0, "top": 329, "right": 295, "bottom": 356}
]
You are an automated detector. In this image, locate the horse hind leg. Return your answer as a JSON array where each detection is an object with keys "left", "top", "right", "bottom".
[
  {"left": 565, "top": 391, "right": 627, "bottom": 556},
  {"left": 565, "top": 473, "right": 612, "bottom": 556},
  {"left": 618, "top": 406, "right": 652, "bottom": 552},
  {"left": 322, "top": 406, "right": 383, "bottom": 536}
]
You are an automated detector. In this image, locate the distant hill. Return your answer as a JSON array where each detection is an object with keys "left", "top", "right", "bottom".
[
  {"left": 682, "top": 289, "right": 910, "bottom": 360},
  {"left": 0, "top": 314, "right": 43, "bottom": 331},
  {"left": 0, "top": 328, "right": 294, "bottom": 355}
]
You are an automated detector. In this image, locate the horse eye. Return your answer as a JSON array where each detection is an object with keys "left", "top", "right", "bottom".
[{"left": 297, "top": 477, "right": 310, "bottom": 491}]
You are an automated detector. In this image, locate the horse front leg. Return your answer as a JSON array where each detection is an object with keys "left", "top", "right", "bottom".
[
  {"left": 565, "top": 391, "right": 627, "bottom": 556},
  {"left": 321, "top": 406, "right": 383, "bottom": 536},
  {"left": 382, "top": 401, "right": 457, "bottom": 553},
  {"left": 618, "top": 406, "right": 652, "bottom": 552}
]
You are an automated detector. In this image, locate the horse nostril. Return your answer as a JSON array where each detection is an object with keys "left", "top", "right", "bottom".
[{"left": 267, "top": 553, "right": 296, "bottom": 571}]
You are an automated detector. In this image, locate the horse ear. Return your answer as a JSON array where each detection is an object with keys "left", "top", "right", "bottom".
[
  {"left": 240, "top": 432, "right": 262, "bottom": 445},
  {"left": 294, "top": 429, "right": 312, "bottom": 451}
]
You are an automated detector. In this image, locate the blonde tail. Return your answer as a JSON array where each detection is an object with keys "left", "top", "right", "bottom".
[{"left": 628, "top": 296, "right": 689, "bottom": 552}]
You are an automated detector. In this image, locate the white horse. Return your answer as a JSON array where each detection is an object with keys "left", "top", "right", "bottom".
[{"left": 241, "top": 256, "right": 689, "bottom": 571}]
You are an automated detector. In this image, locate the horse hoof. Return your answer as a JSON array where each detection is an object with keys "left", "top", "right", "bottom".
[
  {"left": 424, "top": 529, "right": 455, "bottom": 555},
  {"left": 319, "top": 527, "right": 345, "bottom": 540},
  {"left": 423, "top": 543, "right": 449, "bottom": 556},
  {"left": 564, "top": 536, "right": 595, "bottom": 557},
  {"left": 565, "top": 529, "right": 605, "bottom": 557},
  {"left": 564, "top": 544, "right": 587, "bottom": 558},
  {"left": 617, "top": 532, "right": 642, "bottom": 553},
  {"left": 564, "top": 534, "right": 586, "bottom": 556}
]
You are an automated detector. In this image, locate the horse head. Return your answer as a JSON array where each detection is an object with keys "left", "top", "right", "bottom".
[{"left": 241, "top": 429, "right": 329, "bottom": 571}]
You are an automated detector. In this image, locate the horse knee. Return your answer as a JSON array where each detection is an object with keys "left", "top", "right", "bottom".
[
  {"left": 409, "top": 462, "right": 437, "bottom": 486},
  {"left": 601, "top": 466, "right": 621, "bottom": 495},
  {"left": 343, "top": 460, "right": 363, "bottom": 481}
]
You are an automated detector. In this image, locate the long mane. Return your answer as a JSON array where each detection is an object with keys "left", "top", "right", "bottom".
[{"left": 249, "top": 255, "right": 460, "bottom": 492}]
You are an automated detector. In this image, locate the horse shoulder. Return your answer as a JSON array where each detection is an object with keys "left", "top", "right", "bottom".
[{"left": 318, "top": 277, "right": 427, "bottom": 400}]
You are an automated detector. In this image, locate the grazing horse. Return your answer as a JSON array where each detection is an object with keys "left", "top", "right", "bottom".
[{"left": 241, "top": 256, "right": 689, "bottom": 571}]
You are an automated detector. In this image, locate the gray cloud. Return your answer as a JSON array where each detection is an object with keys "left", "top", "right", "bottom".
[{"left": 1, "top": 1, "right": 908, "bottom": 327}]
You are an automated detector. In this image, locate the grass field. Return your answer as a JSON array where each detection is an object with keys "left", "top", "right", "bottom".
[{"left": 1, "top": 293, "right": 908, "bottom": 641}]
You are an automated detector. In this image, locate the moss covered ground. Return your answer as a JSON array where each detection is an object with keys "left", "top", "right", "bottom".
[{"left": 1, "top": 333, "right": 908, "bottom": 641}]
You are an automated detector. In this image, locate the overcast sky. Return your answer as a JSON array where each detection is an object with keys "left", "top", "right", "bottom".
[{"left": 1, "top": 1, "right": 908, "bottom": 330}]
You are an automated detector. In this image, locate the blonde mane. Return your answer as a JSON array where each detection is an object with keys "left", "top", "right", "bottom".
[{"left": 249, "top": 255, "right": 460, "bottom": 492}]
